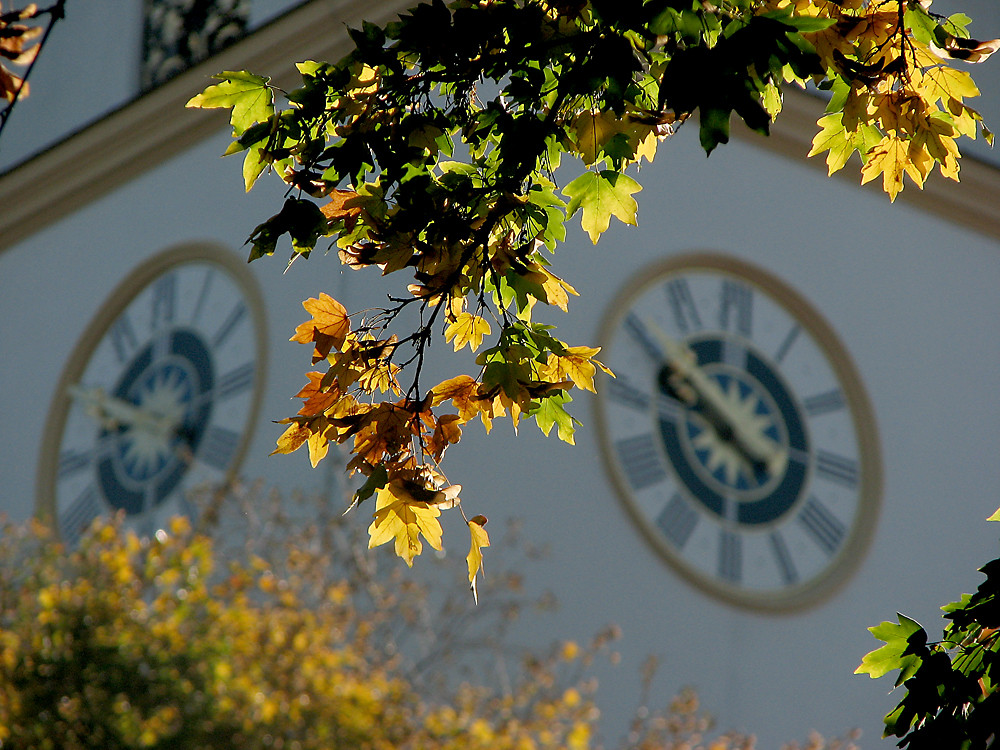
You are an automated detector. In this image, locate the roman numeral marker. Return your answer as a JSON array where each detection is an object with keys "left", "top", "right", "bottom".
[
  {"left": 614, "top": 433, "right": 667, "bottom": 490},
  {"left": 657, "top": 493, "right": 699, "bottom": 550},
  {"left": 803, "top": 389, "right": 845, "bottom": 417},
  {"left": 216, "top": 362, "right": 255, "bottom": 401},
  {"left": 719, "top": 530, "right": 742, "bottom": 583},
  {"left": 815, "top": 450, "right": 860, "bottom": 488},
  {"left": 798, "top": 497, "right": 846, "bottom": 554},
  {"left": 665, "top": 278, "right": 702, "bottom": 333}
]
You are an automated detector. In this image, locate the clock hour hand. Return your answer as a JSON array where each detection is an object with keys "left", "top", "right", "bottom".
[
  {"left": 67, "top": 384, "right": 181, "bottom": 441},
  {"left": 644, "top": 320, "right": 787, "bottom": 477}
]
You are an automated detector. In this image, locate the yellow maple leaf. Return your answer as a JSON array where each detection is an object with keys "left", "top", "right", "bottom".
[
  {"left": 572, "top": 111, "right": 619, "bottom": 165},
  {"left": 290, "top": 293, "right": 351, "bottom": 363},
  {"left": 430, "top": 374, "right": 481, "bottom": 423},
  {"left": 272, "top": 419, "right": 312, "bottom": 456},
  {"left": 445, "top": 312, "right": 492, "bottom": 352},
  {"left": 466, "top": 515, "right": 490, "bottom": 604},
  {"left": 307, "top": 417, "right": 331, "bottom": 467},
  {"left": 917, "top": 65, "right": 980, "bottom": 107},
  {"left": 541, "top": 269, "right": 578, "bottom": 312},
  {"left": 367, "top": 481, "right": 443, "bottom": 566},
  {"left": 860, "top": 135, "right": 907, "bottom": 201},
  {"left": 541, "top": 346, "right": 605, "bottom": 393}
]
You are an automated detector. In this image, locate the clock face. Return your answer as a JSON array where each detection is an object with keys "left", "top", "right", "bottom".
[
  {"left": 37, "top": 244, "right": 267, "bottom": 544},
  {"left": 595, "top": 253, "right": 881, "bottom": 610}
]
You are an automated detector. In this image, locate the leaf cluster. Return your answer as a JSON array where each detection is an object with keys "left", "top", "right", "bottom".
[
  {"left": 187, "top": 0, "right": 994, "bottom": 580},
  {"left": 857, "top": 517, "right": 1000, "bottom": 748},
  {"left": 802, "top": 0, "right": 997, "bottom": 200}
]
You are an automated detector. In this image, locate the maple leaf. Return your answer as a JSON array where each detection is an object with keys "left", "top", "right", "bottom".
[
  {"left": 425, "top": 413, "right": 463, "bottom": 461},
  {"left": 860, "top": 135, "right": 908, "bottom": 201},
  {"left": 466, "top": 515, "right": 490, "bottom": 604},
  {"left": 532, "top": 391, "right": 578, "bottom": 444},
  {"left": 430, "top": 375, "right": 481, "bottom": 424},
  {"left": 307, "top": 417, "right": 332, "bottom": 467},
  {"left": 185, "top": 71, "right": 274, "bottom": 136},
  {"left": 290, "top": 293, "right": 351, "bottom": 363},
  {"left": 320, "top": 189, "right": 362, "bottom": 230},
  {"left": 294, "top": 372, "right": 341, "bottom": 416},
  {"left": 563, "top": 170, "right": 642, "bottom": 244},
  {"left": 540, "top": 269, "right": 578, "bottom": 312},
  {"left": 445, "top": 312, "right": 492, "bottom": 352},
  {"left": 572, "top": 111, "right": 619, "bottom": 165},
  {"left": 541, "top": 346, "right": 604, "bottom": 393},
  {"left": 809, "top": 114, "right": 855, "bottom": 175},
  {"left": 367, "top": 481, "right": 444, "bottom": 566},
  {"left": 917, "top": 65, "right": 979, "bottom": 108},
  {"left": 272, "top": 419, "right": 312, "bottom": 456}
]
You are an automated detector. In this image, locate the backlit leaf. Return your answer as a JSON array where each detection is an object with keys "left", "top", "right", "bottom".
[
  {"left": 466, "top": 515, "right": 490, "bottom": 604},
  {"left": 856, "top": 614, "right": 924, "bottom": 683},
  {"left": 185, "top": 71, "right": 274, "bottom": 135},
  {"left": 367, "top": 482, "right": 444, "bottom": 567},
  {"left": 290, "top": 293, "right": 351, "bottom": 363},
  {"left": 445, "top": 312, "right": 492, "bottom": 352},
  {"left": 563, "top": 171, "right": 642, "bottom": 244}
]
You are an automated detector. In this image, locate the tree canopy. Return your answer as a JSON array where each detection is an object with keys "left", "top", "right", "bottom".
[{"left": 187, "top": 0, "right": 997, "bottom": 593}]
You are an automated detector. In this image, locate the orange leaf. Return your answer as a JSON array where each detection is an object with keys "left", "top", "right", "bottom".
[{"left": 290, "top": 293, "right": 351, "bottom": 363}]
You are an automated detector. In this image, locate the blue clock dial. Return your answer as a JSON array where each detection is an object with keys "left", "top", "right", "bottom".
[
  {"left": 39, "top": 246, "right": 266, "bottom": 544},
  {"left": 656, "top": 336, "right": 809, "bottom": 527},
  {"left": 596, "top": 254, "right": 880, "bottom": 610}
]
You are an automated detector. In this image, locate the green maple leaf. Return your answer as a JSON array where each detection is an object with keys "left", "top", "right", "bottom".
[
  {"left": 532, "top": 391, "right": 577, "bottom": 444},
  {"left": 855, "top": 614, "right": 925, "bottom": 685},
  {"left": 563, "top": 170, "right": 642, "bottom": 244},
  {"left": 186, "top": 71, "right": 274, "bottom": 136}
]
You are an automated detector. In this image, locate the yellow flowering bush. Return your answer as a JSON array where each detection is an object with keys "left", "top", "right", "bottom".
[{"left": 0, "top": 491, "right": 856, "bottom": 749}]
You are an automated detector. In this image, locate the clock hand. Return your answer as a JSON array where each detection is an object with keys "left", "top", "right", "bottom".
[
  {"left": 644, "top": 320, "right": 787, "bottom": 477},
  {"left": 67, "top": 384, "right": 180, "bottom": 441}
]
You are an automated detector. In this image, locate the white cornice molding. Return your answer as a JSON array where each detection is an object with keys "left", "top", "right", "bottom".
[
  {"left": 0, "top": 0, "right": 412, "bottom": 252},
  {"left": 1, "top": 1, "right": 999, "bottom": 253}
]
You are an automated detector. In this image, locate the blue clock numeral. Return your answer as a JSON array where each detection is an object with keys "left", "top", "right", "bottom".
[
  {"left": 719, "top": 530, "right": 742, "bottom": 583},
  {"left": 212, "top": 302, "right": 248, "bottom": 348},
  {"left": 606, "top": 377, "right": 650, "bottom": 412},
  {"left": 623, "top": 313, "right": 663, "bottom": 363},
  {"left": 58, "top": 448, "right": 93, "bottom": 479},
  {"left": 769, "top": 531, "right": 799, "bottom": 585},
  {"left": 719, "top": 280, "right": 753, "bottom": 337},
  {"left": 110, "top": 314, "right": 139, "bottom": 364},
  {"left": 657, "top": 493, "right": 698, "bottom": 550},
  {"left": 151, "top": 273, "right": 176, "bottom": 328},
  {"left": 664, "top": 278, "right": 702, "bottom": 333},
  {"left": 773, "top": 323, "right": 801, "bottom": 364},
  {"left": 815, "top": 450, "right": 859, "bottom": 488},
  {"left": 803, "top": 389, "right": 846, "bottom": 417},
  {"left": 216, "top": 362, "right": 255, "bottom": 401},
  {"left": 798, "top": 497, "right": 846, "bottom": 555},
  {"left": 615, "top": 433, "right": 667, "bottom": 490},
  {"left": 60, "top": 485, "right": 104, "bottom": 546}
]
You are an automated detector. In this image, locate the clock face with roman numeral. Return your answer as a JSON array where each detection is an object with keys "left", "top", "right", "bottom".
[
  {"left": 595, "top": 253, "right": 880, "bottom": 610},
  {"left": 37, "top": 244, "right": 266, "bottom": 544}
]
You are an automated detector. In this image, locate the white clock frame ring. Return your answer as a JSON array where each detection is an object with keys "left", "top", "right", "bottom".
[
  {"left": 36, "top": 242, "right": 269, "bottom": 539},
  {"left": 594, "top": 251, "right": 882, "bottom": 612}
]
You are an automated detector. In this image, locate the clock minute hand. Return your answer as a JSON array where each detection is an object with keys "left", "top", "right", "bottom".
[
  {"left": 67, "top": 384, "right": 178, "bottom": 440},
  {"left": 644, "top": 320, "right": 787, "bottom": 475}
]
